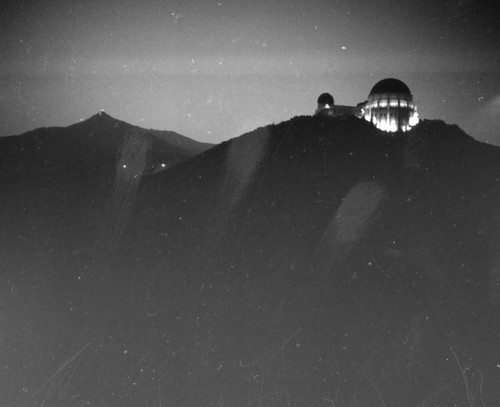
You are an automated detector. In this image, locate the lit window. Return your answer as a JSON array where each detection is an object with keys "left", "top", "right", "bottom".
[
  {"left": 389, "top": 99, "right": 398, "bottom": 107},
  {"left": 389, "top": 118, "right": 397, "bottom": 132},
  {"left": 409, "top": 112, "right": 419, "bottom": 127},
  {"left": 400, "top": 100, "right": 407, "bottom": 107},
  {"left": 378, "top": 118, "right": 388, "bottom": 131},
  {"left": 379, "top": 100, "right": 388, "bottom": 107}
]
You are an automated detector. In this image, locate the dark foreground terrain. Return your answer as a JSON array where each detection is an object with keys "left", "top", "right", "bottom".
[{"left": 1, "top": 114, "right": 500, "bottom": 406}]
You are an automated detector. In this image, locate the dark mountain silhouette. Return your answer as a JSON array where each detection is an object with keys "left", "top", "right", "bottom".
[
  {"left": 1, "top": 115, "right": 500, "bottom": 407},
  {"left": 1, "top": 111, "right": 212, "bottom": 176},
  {"left": 0, "top": 113, "right": 212, "bottom": 324}
]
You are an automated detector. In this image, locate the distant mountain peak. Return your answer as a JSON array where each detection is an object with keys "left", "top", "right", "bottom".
[
  {"left": 90, "top": 110, "right": 117, "bottom": 122},
  {"left": 75, "top": 110, "right": 124, "bottom": 130}
]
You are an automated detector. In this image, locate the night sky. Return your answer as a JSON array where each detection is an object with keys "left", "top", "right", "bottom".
[{"left": 1, "top": 0, "right": 500, "bottom": 144}]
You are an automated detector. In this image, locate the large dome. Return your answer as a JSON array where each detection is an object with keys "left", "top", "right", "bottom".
[
  {"left": 369, "top": 78, "right": 412, "bottom": 96},
  {"left": 363, "top": 78, "right": 419, "bottom": 132}
]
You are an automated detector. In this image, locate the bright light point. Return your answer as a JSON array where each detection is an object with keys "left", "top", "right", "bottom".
[
  {"left": 122, "top": 164, "right": 127, "bottom": 168},
  {"left": 341, "top": 46, "right": 347, "bottom": 50},
  {"left": 161, "top": 163, "right": 166, "bottom": 167}
]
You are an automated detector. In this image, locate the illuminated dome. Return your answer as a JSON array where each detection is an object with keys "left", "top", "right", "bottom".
[{"left": 363, "top": 78, "right": 419, "bottom": 132}]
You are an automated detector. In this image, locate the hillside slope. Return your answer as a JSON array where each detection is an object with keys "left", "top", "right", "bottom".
[
  {"left": 122, "top": 115, "right": 500, "bottom": 406},
  {"left": 2, "top": 115, "right": 500, "bottom": 407}
]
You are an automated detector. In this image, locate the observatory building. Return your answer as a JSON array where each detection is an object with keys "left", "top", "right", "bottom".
[
  {"left": 315, "top": 93, "right": 358, "bottom": 117},
  {"left": 315, "top": 78, "right": 419, "bottom": 133}
]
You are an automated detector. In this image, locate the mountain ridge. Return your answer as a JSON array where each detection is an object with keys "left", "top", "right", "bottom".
[
  {"left": 0, "top": 111, "right": 213, "bottom": 178},
  {"left": 5, "top": 110, "right": 212, "bottom": 151},
  {"left": 71, "top": 110, "right": 214, "bottom": 153}
]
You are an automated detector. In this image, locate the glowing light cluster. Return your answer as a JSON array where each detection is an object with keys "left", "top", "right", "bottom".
[{"left": 363, "top": 91, "right": 419, "bottom": 133}]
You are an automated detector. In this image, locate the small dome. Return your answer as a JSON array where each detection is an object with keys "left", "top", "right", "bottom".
[
  {"left": 317, "top": 93, "right": 334, "bottom": 105},
  {"left": 369, "top": 78, "right": 412, "bottom": 96}
]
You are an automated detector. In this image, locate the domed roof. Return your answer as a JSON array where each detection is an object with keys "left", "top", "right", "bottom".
[
  {"left": 369, "top": 78, "right": 412, "bottom": 96},
  {"left": 317, "top": 93, "right": 334, "bottom": 105}
]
